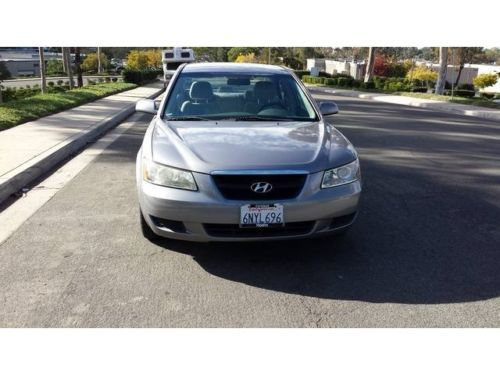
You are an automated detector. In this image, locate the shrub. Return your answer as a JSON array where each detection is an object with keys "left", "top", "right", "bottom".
[
  {"left": 105, "top": 77, "right": 111, "bottom": 83},
  {"left": 57, "top": 80, "right": 64, "bottom": 86},
  {"left": 318, "top": 71, "right": 331, "bottom": 78},
  {"left": 81, "top": 52, "right": 109, "bottom": 73},
  {"left": 352, "top": 79, "right": 362, "bottom": 88},
  {"left": 457, "top": 83, "right": 475, "bottom": 91},
  {"left": 373, "top": 76, "right": 387, "bottom": 90},
  {"left": 361, "top": 81, "right": 376, "bottom": 90},
  {"left": 337, "top": 77, "right": 354, "bottom": 87},
  {"left": 293, "top": 70, "right": 309, "bottom": 79},
  {"left": 406, "top": 65, "right": 437, "bottom": 87},
  {"left": 323, "top": 78, "right": 337, "bottom": 86},
  {"left": 383, "top": 77, "right": 411, "bottom": 92},
  {"left": 480, "top": 92, "right": 495, "bottom": 100},
  {"left": 111, "top": 77, "right": 118, "bottom": 82},
  {"left": 473, "top": 73, "right": 498, "bottom": 89},
  {"left": 98, "top": 77, "right": 104, "bottom": 83},
  {"left": 411, "top": 87, "right": 428, "bottom": 93},
  {"left": 48, "top": 81, "right": 55, "bottom": 87},
  {"left": 453, "top": 89, "right": 475, "bottom": 98},
  {"left": 122, "top": 68, "right": 162, "bottom": 84},
  {"left": 126, "top": 49, "right": 162, "bottom": 70}
]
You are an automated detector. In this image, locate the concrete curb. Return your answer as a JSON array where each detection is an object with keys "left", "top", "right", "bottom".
[
  {"left": 0, "top": 86, "right": 164, "bottom": 205},
  {"left": 307, "top": 86, "right": 500, "bottom": 122}
]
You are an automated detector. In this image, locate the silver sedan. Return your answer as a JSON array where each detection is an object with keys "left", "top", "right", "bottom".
[{"left": 135, "top": 63, "right": 361, "bottom": 242}]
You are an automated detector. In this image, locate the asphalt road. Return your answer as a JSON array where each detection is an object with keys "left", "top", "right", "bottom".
[
  {"left": 1, "top": 92, "right": 499, "bottom": 327},
  {"left": 2, "top": 75, "right": 122, "bottom": 88}
]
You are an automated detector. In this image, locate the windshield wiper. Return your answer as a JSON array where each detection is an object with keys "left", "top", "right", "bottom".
[
  {"left": 215, "top": 115, "right": 291, "bottom": 122},
  {"left": 231, "top": 115, "right": 313, "bottom": 122},
  {"left": 165, "top": 116, "right": 212, "bottom": 121}
]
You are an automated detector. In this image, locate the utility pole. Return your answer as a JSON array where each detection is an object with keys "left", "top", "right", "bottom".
[{"left": 39, "top": 47, "right": 47, "bottom": 94}]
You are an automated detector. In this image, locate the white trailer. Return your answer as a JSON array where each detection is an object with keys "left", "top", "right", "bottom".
[{"left": 162, "top": 47, "right": 195, "bottom": 86}]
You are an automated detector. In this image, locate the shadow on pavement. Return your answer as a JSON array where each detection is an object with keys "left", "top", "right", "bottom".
[{"left": 131, "top": 98, "right": 500, "bottom": 305}]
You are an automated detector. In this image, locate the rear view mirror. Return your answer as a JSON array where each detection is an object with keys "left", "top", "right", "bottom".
[
  {"left": 319, "top": 101, "right": 339, "bottom": 116},
  {"left": 135, "top": 99, "right": 157, "bottom": 114}
]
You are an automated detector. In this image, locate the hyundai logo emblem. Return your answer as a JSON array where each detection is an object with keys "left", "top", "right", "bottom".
[{"left": 250, "top": 182, "right": 273, "bottom": 194}]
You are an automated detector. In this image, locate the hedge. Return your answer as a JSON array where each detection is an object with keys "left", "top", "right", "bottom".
[{"left": 122, "top": 68, "right": 162, "bottom": 84}]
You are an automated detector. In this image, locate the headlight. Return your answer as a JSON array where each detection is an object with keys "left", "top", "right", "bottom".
[
  {"left": 321, "top": 159, "right": 360, "bottom": 188},
  {"left": 142, "top": 158, "right": 197, "bottom": 191}
]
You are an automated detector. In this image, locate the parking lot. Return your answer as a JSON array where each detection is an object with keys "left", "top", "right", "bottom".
[{"left": 1, "top": 90, "right": 499, "bottom": 327}]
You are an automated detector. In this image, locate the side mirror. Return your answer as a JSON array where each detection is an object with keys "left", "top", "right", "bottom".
[
  {"left": 135, "top": 99, "right": 157, "bottom": 114},
  {"left": 319, "top": 101, "right": 339, "bottom": 116}
]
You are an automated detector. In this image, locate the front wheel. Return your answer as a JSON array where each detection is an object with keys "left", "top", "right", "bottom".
[{"left": 140, "top": 210, "right": 158, "bottom": 241}]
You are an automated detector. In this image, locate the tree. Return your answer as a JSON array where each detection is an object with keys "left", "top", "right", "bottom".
[
  {"left": 364, "top": 47, "right": 376, "bottom": 82},
  {"left": 473, "top": 73, "right": 498, "bottom": 90},
  {"left": 227, "top": 47, "right": 262, "bottom": 62},
  {"left": 435, "top": 47, "right": 448, "bottom": 95},
  {"left": 125, "top": 49, "right": 161, "bottom": 69},
  {"left": 63, "top": 47, "right": 74, "bottom": 89},
  {"left": 75, "top": 47, "right": 83, "bottom": 87},
  {"left": 453, "top": 47, "right": 483, "bottom": 86},
  {"left": 97, "top": 47, "right": 102, "bottom": 74},
  {"left": 0, "top": 61, "right": 11, "bottom": 103},
  {"left": 235, "top": 53, "right": 265, "bottom": 64},
  {"left": 46, "top": 59, "right": 64, "bottom": 75},
  {"left": 39, "top": 47, "right": 47, "bottom": 94},
  {"left": 81, "top": 52, "right": 109, "bottom": 73}
]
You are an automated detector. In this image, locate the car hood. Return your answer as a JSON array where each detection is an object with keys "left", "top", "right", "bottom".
[{"left": 151, "top": 119, "right": 357, "bottom": 174}]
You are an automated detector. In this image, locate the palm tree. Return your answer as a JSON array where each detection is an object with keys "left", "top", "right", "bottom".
[
  {"left": 435, "top": 47, "right": 448, "bottom": 95},
  {"left": 39, "top": 47, "right": 47, "bottom": 94}
]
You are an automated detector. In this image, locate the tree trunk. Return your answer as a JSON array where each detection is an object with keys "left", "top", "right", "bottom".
[
  {"left": 65, "top": 48, "right": 74, "bottom": 89},
  {"left": 435, "top": 47, "right": 448, "bottom": 95},
  {"left": 454, "top": 64, "right": 464, "bottom": 86},
  {"left": 97, "top": 47, "right": 102, "bottom": 74},
  {"left": 62, "top": 48, "right": 68, "bottom": 73},
  {"left": 39, "top": 47, "right": 47, "bottom": 94},
  {"left": 364, "top": 47, "right": 376, "bottom": 82},
  {"left": 75, "top": 47, "right": 83, "bottom": 88}
]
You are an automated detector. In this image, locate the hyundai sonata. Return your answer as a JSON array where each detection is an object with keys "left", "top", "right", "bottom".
[{"left": 135, "top": 63, "right": 361, "bottom": 242}]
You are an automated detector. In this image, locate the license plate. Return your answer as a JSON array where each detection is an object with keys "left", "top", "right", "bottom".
[{"left": 240, "top": 204, "right": 284, "bottom": 228}]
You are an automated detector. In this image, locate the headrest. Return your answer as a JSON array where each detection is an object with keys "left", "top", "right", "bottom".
[
  {"left": 189, "top": 81, "right": 213, "bottom": 101},
  {"left": 254, "top": 81, "right": 275, "bottom": 101}
]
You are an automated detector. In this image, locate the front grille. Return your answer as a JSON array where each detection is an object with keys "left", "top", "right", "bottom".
[
  {"left": 211, "top": 174, "right": 307, "bottom": 200},
  {"left": 204, "top": 221, "right": 315, "bottom": 238}
]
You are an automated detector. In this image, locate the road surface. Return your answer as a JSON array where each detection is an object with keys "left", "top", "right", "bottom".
[{"left": 0, "top": 92, "right": 499, "bottom": 327}]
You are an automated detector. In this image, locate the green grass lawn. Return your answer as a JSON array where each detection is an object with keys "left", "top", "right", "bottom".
[
  {"left": 305, "top": 83, "right": 500, "bottom": 110},
  {"left": 0, "top": 82, "right": 137, "bottom": 131}
]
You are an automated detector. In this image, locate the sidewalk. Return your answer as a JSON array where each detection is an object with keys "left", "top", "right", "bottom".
[
  {"left": 0, "top": 82, "right": 164, "bottom": 204},
  {"left": 307, "top": 85, "right": 500, "bottom": 122}
]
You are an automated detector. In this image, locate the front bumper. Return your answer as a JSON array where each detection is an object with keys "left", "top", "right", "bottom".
[{"left": 138, "top": 171, "right": 361, "bottom": 242}]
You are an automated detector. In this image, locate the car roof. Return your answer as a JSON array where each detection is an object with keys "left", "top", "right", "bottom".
[{"left": 182, "top": 62, "right": 290, "bottom": 74}]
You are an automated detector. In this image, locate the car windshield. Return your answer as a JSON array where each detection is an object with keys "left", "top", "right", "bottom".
[{"left": 163, "top": 71, "right": 319, "bottom": 121}]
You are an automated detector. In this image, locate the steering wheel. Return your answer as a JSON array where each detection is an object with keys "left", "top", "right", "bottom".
[{"left": 258, "top": 102, "right": 287, "bottom": 112}]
